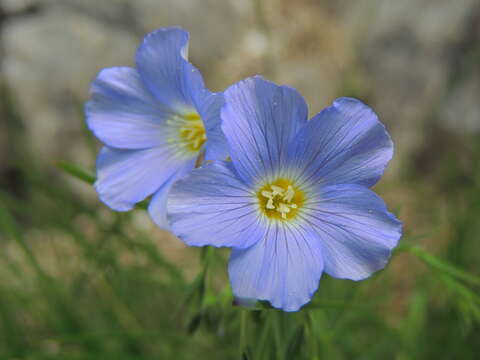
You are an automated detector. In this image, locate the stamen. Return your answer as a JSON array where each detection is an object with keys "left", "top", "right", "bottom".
[
  {"left": 167, "top": 112, "right": 206, "bottom": 153},
  {"left": 277, "top": 203, "right": 291, "bottom": 219},
  {"left": 261, "top": 190, "right": 273, "bottom": 198},
  {"left": 266, "top": 198, "right": 275, "bottom": 209},
  {"left": 271, "top": 185, "right": 284, "bottom": 196},
  {"left": 283, "top": 185, "right": 295, "bottom": 202},
  {"left": 258, "top": 179, "right": 304, "bottom": 221}
]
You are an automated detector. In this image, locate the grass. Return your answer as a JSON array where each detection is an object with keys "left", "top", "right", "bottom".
[
  {"left": 1, "top": 136, "right": 479, "bottom": 359},
  {"left": 1, "top": 69, "right": 480, "bottom": 360}
]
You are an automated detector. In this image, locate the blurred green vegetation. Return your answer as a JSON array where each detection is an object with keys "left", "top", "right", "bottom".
[{"left": 1, "top": 76, "right": 480, "bottom": 359}]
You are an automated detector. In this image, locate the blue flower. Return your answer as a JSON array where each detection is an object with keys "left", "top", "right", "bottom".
[
  {"left": 167, "top": 76, "right": 402, "bottom": 311},
  {"left": 85, "top": 27, "right": 228, "bottom": 228}
]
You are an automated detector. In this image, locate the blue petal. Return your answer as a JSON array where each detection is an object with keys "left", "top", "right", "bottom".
[
  {"left": 221, "top": 76, "right": 308, "bottom": 185},
  {"left": 302, "top": 184, "right": 402, "bottom": 280},
  {"left": 167, "top": 161, "right": 265, "bottom": 248},
  {"left": 135, "top": 27, "right": 204, "bottom": 112},
  {"left": 134, "top": 27, "right": 227, "bottom": 161},
  {"left": 148, "top": 176, "right": 185, "bottom": 230},
  {"left": 228, "top": 222, "right": 324, "bottom": 312},
  {"left": 197, "top": 91, "right": 229, "bottom": 161},
  {"left": 85, "top": 67, "right": 173, "bottom": 149},
  {"left": 95, "top": 146, "right": 195, "bottom": 211},
  {"left": 288, "top": 97, "right": 393, "bottom": 187}
]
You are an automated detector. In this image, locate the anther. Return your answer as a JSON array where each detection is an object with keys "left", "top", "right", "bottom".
[{"left": 259, "top": 181, "right": 302, "bottom": 220}]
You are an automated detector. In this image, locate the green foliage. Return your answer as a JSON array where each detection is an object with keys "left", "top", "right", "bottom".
[{"left": 1, "top": 132, "right": 480, "bottom": 359}]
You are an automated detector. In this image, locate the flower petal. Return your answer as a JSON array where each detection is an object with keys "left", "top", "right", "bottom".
[
  {"left": 197, "top": 91, "right": 229, "bottom": 161},
  {"left": 148, "top": 176, "right": 185, "bottom": 230},
  {"left": 302, "top": 184, "right": 402, "bottom": 280},
  {"left": 167, "top": 161, "right": 265, "bottom": 248},
  {"left": 288, "top": 97, "right": 393, "bottom": 187},
  {"left": 228, "top": 222, "right": 324, "bottom": 312},
  {"left": 95, "top": 146, "right": 194, "bottom": 211},
  {"left": 221, "top": 76, "right": 308, "bottom": 185},
  {"left": 85, "top": 67, "right": 173, "bottom": 149},
  {"left": 135, "top": 27, "right": 204, "bottom": 112}
]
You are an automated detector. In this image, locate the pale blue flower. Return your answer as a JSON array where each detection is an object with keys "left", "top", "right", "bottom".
[
  {"left": 167, "top": 76, "right": 402, "bottom": 311},
  {"left": 85, "top": 27, "right": 227, "bottom": 228}
]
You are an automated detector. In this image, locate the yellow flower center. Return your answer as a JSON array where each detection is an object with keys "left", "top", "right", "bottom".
[
  {"left": 178, "top": 112, "right": 206, "bottom": 152},
  {"left": 168, "top": 112, "right": 206, "bottom": 153},
  {"left": 257, "top": 178, "right": 304, "bottom": 221}
]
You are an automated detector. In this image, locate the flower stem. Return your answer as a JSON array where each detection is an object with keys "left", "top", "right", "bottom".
[{"left": 239, "top": 310, "right": 248, "bottom": 358}]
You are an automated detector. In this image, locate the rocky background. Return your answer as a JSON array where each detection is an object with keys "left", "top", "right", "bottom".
[{"left": 2, "top": 0, "right": 479, "bottom": 175}]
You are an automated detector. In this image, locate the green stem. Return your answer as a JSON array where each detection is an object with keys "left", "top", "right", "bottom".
[
  {"left": 239, "top": 310, "right": 248, "bottom": 358},
  {"left": 306, "top": 312, "right": 319, "bottom": 360},
  {"left": 272, "top": 312, "right": 284, "bottom": 360}
]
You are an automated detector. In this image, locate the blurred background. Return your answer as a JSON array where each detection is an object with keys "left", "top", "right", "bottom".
[{"left": 0, "top": 0, "right": 479, "bottom": 359}]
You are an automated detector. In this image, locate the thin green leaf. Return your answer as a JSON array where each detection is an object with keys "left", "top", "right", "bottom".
[
  {"left": 400, "top": 245, "right": 480, "bottom": 287},
  {"left": 57, "top": 160, "right": 95, "bottom": 184},
  {"left": 57, "top": 160, "right": 148, "bottom": 210}
]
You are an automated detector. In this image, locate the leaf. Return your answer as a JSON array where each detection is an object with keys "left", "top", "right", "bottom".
[
  {"left": 57, "top": 160, "right": 95, "bottom": 184},
  {"left": 57, "top": 160, "right": 148, "bottom": 210},
  {"left": 400, "top": 245, "right": 480, "bottom": 287}
]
